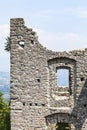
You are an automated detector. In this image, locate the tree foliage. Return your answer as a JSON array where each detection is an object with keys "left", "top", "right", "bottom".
[
  {"left": 4, "top": 37, "right": 11, "bottom": 52},
  {"left": 55, "top": 122, "right": 70, "bottom": 130},
  {"left": 0, "top": 92, "right": 10, "bottom": 130}
]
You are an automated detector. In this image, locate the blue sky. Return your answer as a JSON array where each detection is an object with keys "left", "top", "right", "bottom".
[{"left": 0, "top": 0, "right": 87, "bottom": 72}]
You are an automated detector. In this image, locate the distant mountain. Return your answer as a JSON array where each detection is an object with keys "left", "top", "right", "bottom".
[{"left": 0, "top": 71, "right": 10, "bottom": 101}]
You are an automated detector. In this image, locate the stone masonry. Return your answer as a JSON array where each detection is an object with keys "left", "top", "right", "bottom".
[{"left": 10, "top": 18, "right": 87, "bottom": 130}]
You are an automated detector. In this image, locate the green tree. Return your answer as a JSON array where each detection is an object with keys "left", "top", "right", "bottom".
[
  {"left": 0, "top": 92, "right": 10, "bottom": 130},
  {"left": 4, "top": 37, "right": 11, "bottom": 52},
  {"left": 55, "top": 123, "right": 70, "bottom": 130}
]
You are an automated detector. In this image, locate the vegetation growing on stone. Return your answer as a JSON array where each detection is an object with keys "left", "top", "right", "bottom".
[{"left": 4, "top": 37, "right": 11, "bottom": 52}]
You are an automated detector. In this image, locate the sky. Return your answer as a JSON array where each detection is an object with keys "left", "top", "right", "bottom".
[{"left": 0, "top": 0, "right": 87, "bottom": 72}]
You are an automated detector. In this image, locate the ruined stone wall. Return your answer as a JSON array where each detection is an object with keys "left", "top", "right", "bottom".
[{"left": 10, "top": 18, "right": 87, "bottom": 130}]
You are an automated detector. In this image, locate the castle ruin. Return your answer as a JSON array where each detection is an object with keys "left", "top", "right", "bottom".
[{"left": 10, "top": 18, "right": 87, "bottom": 130}]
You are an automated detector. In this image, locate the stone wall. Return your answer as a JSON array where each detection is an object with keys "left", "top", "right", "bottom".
[{"left": 10, "top": 18, "right": 87, "bottom": 130}]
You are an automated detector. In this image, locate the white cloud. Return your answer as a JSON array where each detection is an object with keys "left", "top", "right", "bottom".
[
  {"left": 59, "top": 7, "right": 87, "bottom": 19},
  {"left": 29, "top": 8, "right": 87, "bottom": 19},
  {"left": 77, "top": 10, "right": 87, "bottom": 18},
  {"left": 34, "top": 28, "right": 87, "bottom": 51}
]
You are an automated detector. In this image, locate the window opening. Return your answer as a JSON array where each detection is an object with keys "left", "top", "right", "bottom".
[
  {"left": 84, "top": 104, "right": 86, "bottom": 107},
  {"left": 57, "top": 68, "right": 69, "bottom": 87},
  {"left": 81, "top": 77, "right": 84, "bottom": 81},
  {"left": 41, "top": 104, "right": 45, "bottom": 107},
  {"left": 35, "top": 103, "right": 38, "bottom": 106},
  {"left": 29, "top": 103, "right": 32, "bottom": 106},
  {"left": 23, "top": 102, "right": 25, "bottom": 106},
  {"left": 18, "top": 41, "right": 25, "bottom": 48},
  {"left": 31, "top": 40, "right": 35, "bottom": 45},
  {"left": 37, "top": 79, "right": 40, "bottom": 83}
]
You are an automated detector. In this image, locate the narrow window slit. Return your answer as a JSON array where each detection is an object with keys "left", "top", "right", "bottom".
[
  {"left": 42, "top": 104, "right": 45, "bottom": 107},
  {"left": 84, "top": 104, "right": 86, "bottom": 107},
  {"left": 81, "top": 77, "right": 84, "bottom": 81},
  {"left": 37, "top": 79, "right": 40, "bottom": 83},
  {"left": 31, "top": 40, "right": 35, "bottom": 45},
  {"left": 35, "top": 103, "right": 38, "bottom": 106},
  {"left": 29, "top": 103, "right": 32, "bottom": 106},
  {"left": 23, "top": 102, "right": 25, "bottom": 106}
]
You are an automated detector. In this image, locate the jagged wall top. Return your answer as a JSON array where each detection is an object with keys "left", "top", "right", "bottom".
[{"left": 10, "top": 18, "right": 87, "bottom": 53}]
